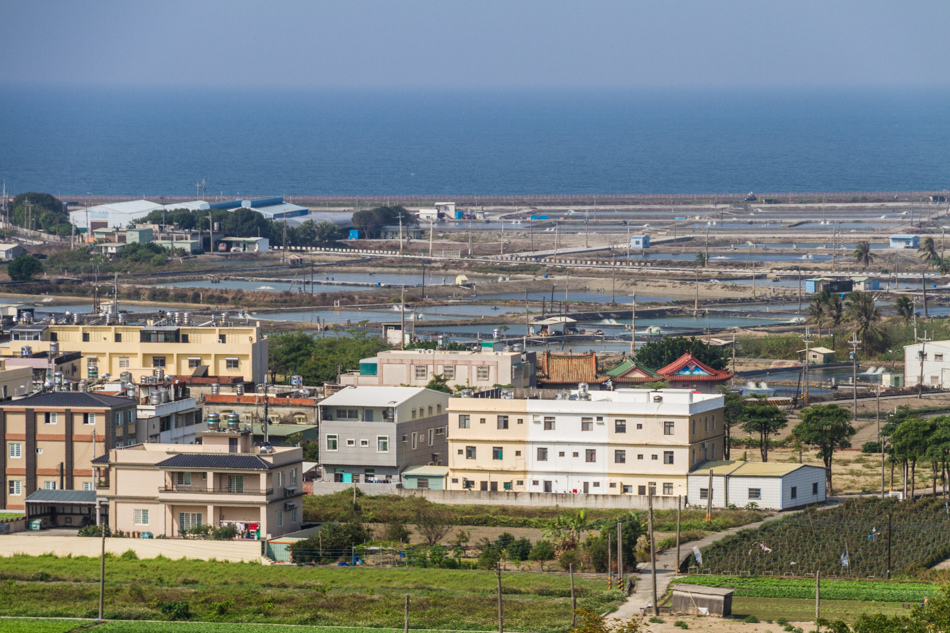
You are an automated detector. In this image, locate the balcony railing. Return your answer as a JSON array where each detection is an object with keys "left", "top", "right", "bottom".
[{"left": 160, "top": 485, "right": 273, "bottom": 496}]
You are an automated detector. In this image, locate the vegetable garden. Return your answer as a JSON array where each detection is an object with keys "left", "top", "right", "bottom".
[
  {"left": 673, "top": 576, "right": 940, "bottom": 602},
  {"left": 687, "top": 497, "right": 950, "bottom": 578}
]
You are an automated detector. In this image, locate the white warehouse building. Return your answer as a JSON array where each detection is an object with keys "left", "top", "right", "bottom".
[
  {"left": 687, "top": 461, "right": 826, "bottom": 510},
  {"left": 904, "top": 340, "right": 950, "bottom": 390}
]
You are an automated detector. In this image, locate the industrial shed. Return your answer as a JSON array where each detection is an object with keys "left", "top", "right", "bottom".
[
  {"left": 687, "top": 461, "right": 826, "bottom": 510},
  {"left": 671, "top": 584, "right": 733, "bottom": 616}
]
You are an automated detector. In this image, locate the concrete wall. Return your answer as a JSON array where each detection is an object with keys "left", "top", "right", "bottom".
[
  {"left": 0, "top": 534, "right": 263, "bottom": 562},
  {"left": 396, "top": 488, "right": 682, "bottom": 510},
  {"left": 310, "top": 481, "right": 400, "bottom": 495}
]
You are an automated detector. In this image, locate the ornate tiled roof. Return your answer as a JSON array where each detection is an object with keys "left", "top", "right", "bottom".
[
  {"left": 605, "top": 358, "right": 661, "bottom": 383},
  {"left": 655, "top": 352, "right": 732, "bottom": 383}
]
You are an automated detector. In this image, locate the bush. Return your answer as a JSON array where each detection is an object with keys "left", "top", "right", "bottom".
[
  {"left": 119, "top": 549, "right": 138, "bottom": 560},
  {"left": 379, "top": 518, "right": 411, "bottom": 543},
  {"left": 211, "top": 525, "right": 238, "bottom": 540},
  {"left": 674, "top": 621, "right": 689, "bottom": 629},
  {"left": 559, "top": 548, "right": 582, "bottom": 571},
  {"left": 159, "top": 600, "right": 192, "bottom": 621},
  {"left": 289, "top": 520, "right": 372, "bottom": 564},
  {"left": 529, "top": 540, "right": 556, "bottom": 561},
  {"left": 862, "top": 441, "right": 882, "bottom": 453},
  {"left": 777, "top": 617, "right": 789, "bottom": 625},
  {"left": 742, "top": 615, "right": 760, "bottom": 623},
  {"left": 8, "top": 254, "right": 44, "bottom": 282},
  {"left": 78, "top": 524, "right": 110, "bottom": 537},
  {"left": 648, "top": 616, "right": 665, "bottom": 623}
]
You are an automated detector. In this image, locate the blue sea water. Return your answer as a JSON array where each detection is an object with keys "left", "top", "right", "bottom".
[{"left": 2, "top": 86, "right": 949, "bottom": 196}]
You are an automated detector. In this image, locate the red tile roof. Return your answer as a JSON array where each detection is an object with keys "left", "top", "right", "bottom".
[
  {"left": 537, "top": 352, "right": 607, "bottom": 385},
  {"left": 655, "top": 352, "right": 732, "bottom": 383}
]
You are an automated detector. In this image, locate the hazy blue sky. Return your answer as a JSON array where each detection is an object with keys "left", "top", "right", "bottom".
[{"left": 2, "top": 1, "right": 949, "bottom": 89}]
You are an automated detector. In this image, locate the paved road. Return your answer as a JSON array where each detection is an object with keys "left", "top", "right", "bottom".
[{"left": 610, "top": 513, "right": 780, "bottom": 621}]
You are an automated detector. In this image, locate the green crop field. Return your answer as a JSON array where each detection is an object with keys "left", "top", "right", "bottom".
[
  {"left": 0, "top": 620, "right": 503, "bottom": 633},
  {"left": 731, "top": 597, "right": 912, "bottom": 623},
  {"left": 0, "top": 555, "right": 620, "bottom": 633},
  {"left": 672, "top": 575, "right": 940, "bottom": 602},
  {"left": 691, "top": 497, "right": 950, "bottom": 577},
  {"left": 0, "top": 619, "right": 87, "bottom": 633}
]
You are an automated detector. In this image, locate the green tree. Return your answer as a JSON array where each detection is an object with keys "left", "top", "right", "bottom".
[
  {"left": 844, "top": 291, "right": 883, "bottom": 351},
  {"left": 9, "top": 192, "right": 71, "bottom": 236},
  {"left": 425, "top": 373, "right": 453, "bottom": 394},
  {"left": 891, "top": 416, "right": 934, "bottom": 500},
  {"left": 718, "top": 387, "right": 745, "bottom": 460},
  {"left": 918, "top": 236, "right": 940, "bottom": 269},
  {"left": 894, "top": 295, "right": 915, "bottom": 323},
  {"left": 852, "top": 240, "right": 874, "bottom": 269},
  {"left": 416, "top": 505, "right": 454, "bottom": 545},
  {"left": 792, "top": 404, "right": 855, "bottom": 494},
  {"left": 7, "top": 254, "right": 43, "bottom": 282},
  {"left": 739, "top": 397, "right": 788, "bottom": 462},
  {"left": 313, "top": 221, "right": 342, "bottom": 242},
  {"left": 351, "top": 205, "right": 415, "bottom": 239},
  {"left": 694, "top": 251, "right": 707, "bottom": 267},
  {"left": 268, "top": 331, "right": 388, "bottom": 385},
  {"left": 635, "top": 336, "right": 728, "bottom": 371},
  {"left": 807, "top": 290, "right": 831, "bottom": 338}
]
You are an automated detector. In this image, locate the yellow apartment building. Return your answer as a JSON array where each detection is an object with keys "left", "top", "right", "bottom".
[
  {"left": 447, "top": 388, "right": 725, "bottom": 496},
  {"left": 3, "top": 323, "right": 267, "bottom": 384}
]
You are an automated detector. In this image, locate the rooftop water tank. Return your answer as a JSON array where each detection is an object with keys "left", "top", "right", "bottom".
[
  {"left": 206, "top": 412, "right": 221, "bottom": 431},
  {"left": 226, "top": 412, "right": 240, "bottom": 431}
]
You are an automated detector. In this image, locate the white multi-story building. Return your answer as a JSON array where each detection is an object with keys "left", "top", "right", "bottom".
[
  {"left": 448, "top": 388, "right": 725, "bottom": 496},
  {"left": 904, "top": 340, "right": 950, "bottom": 389}
]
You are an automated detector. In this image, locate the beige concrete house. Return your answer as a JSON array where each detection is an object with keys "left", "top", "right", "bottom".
[
  {"left": 95, "top": 427, "right": 304, "bottom": 539},
  {"left": 447, "top": 388, "right": 725, "bottom": 496},
  {"left": 2, "top": 391, "right": 137, "bottom": 511},
  {"left": 338, "top": 346, "right": 537, "bottom": 389},
  {"left": 3, "top": 323, "right": 267, "bottom": 384}
]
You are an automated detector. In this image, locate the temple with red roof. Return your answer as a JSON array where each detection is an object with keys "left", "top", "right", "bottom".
[{"left": 538, "top": 351, "right": 732, "bottom": 393}]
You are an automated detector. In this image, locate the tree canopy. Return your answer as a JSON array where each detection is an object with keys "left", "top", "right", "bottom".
[
  {"left": 268, "top": 331, "right": 389, "bottom": 385},
  {"left": 739, "top": 397, "right": 788, "bottom": 462},
  {"left": 7, "top": 254, "right": 43, "bottom": 282},
  {"left": 9, "top": 192, "right": 72, "bottom": 237},
  {"left": 351, "top": 205, "right": 415, "bottom": 239},
  {"left": 635, "top": 336, "right": 728, "bottom": 371},
  {"left": 792, "top": 403, "right": 855, "bottom": 493},
  {"left": 717, "top": 387, "right": 745, "bottom": 460},
  {"left": 137, "top": 208, "right": 342, "bottom": 248}
]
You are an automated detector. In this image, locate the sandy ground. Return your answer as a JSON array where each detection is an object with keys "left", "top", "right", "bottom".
[{"left": 632, "top": 616, "right": 812, "bottom": 633}]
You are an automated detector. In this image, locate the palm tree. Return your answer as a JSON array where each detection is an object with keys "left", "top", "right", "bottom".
[
  {"left": 694, "top": 252, "right": 707, "bottom": 267},
  {"left": 895, "top": 295, "right": 915, "bottom": 323},
  {"left": 826, "top": 293, "right": 844, "bottom": 330},
  {"left": 852, "top": 241, "right": 873, "bottom": 270},
  {"left": 845, "top": 291, "right": 882, "bottom": 349},
  {"left": 807, "top": 290, "right": 831, "bottom": 338},
  {"left": 919, "top": 236, "right": 939, "bottom": 269}
]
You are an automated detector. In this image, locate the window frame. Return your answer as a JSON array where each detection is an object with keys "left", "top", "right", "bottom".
[
  {"left": 585, "top": 449, "right": 596, "bottom": 463},
  {"left": 377, "top": 436, "right": 389, "bottom": 452},
  {"left": 326, "top": 434, "right": 338, "bottom": 451},
  {"left": 134, "top": 509, "right": 150, "bottom": 525},
  {"left": 458, "top": 414, "right": 470, "bottom": 429},
  {"left": 614, "top": 419, "right": 626, "bottom": 433}
]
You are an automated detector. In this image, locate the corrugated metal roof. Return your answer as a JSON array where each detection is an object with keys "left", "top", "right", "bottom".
[
  {"left": 402, "top": 465, "right": 450, "bottom": 477},
  {"left": 91, "top": 454, "right": 110, "bottom": 464},
  {"left": 154, "top": 453, "right": 276, "bottom": 470},
  {"left": 673, "top": 584, "right": 734, "bottom": 596},
  {"left": 25, "top": 489, "right": 100, "bottom": 504},
  {"left": 0, "top": 391, "right": 133, "bottom": 409},
  {"left": 690, "top": 460, "right": 822, "bottom": 477},
  {"left": 320, "top": 386, "right": 435, "bottom": 407}
]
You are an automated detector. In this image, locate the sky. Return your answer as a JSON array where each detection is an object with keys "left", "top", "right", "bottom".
[{"left": 2, "top": 1, "right": 950, "bottom": 89}]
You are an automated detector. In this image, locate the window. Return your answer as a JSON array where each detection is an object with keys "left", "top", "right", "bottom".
[
  {"left": 648, "top": 482, "right": 657, "bottom": 495},
  {"left": 705, "top": 417, "right": 709, "bottom": 432},
  {"left": 699, "top": 488, "right": 709, "bottom": 499},
  {"left": 44, "top": 412, "right": 58, "bottom": 425},
  {"left": 188, "top": 358, "right": 201, "bottom": 369},
  {"left": 291, "top": 468, "right": 298, "bottom": 485},
  {"left": 517, "top": 418, "right": 523, "bottom": 425},
  {"left": 664, "top": 421, "right": 675, "bottom": 435},
  {"left": 326, "top": 435, "right": 338, "bottom": 451},
  {"left": 83, "top": 412, "right": 96, "bottom": 425},
  {"left": 82, "top": 332, "right": 90, "bottom": 342},
  {"left": 336, "top": 408, "right": 358, "bottom": 420},
  {"left": 360, "top": 439, "right": 369, "bottom": 447},
  {"left": 585, "top": 449, "right": 596, "bottom": 463},
  {"left": 377, "top": 436, "right": 389, "bottom": 452},
  {"left": 593, "top": 482, "right": 600, "bottom": 488},
  {"left": 559, "top": 451, "right": 565, "bottom": 457},
  {"left": 44, "top": 481, "right": 57, "bottom": 490},
  {"left": 35, "top": 448, "right": 43, "bottom": 454},
  {"left": 790, "top": 486, "right": 798, "bottom": 499},
  {"left": 415, "top": 365, "right": 427, "bottom": 379},
  {"left": 277, "top": 511, "right": 283, "bottom": 527},
  {"left": 115, "top": 411, "right": 124, "bottom": 426},
  {"left": 218, "top": 333, "right": 227, "bottom": 344},
  {"left": 226, "top": 358, "right": 239, "bottom": 369},
  {"left": 652, "top": 454, "right": 658, "bottom": 461},
  {"left": 581, "top": 417, "right": 593, "bottom": 431},
  {"left": 176, "top": 472, "right": 191, "bottom": 486},
  {"left": 465, "top": 446, "right": 476, "bottom": 459},
  {"left": 479, "top": 417, "right": 486, "bottom": 424},
  {"left": 8, "top": 443, "right": 21, "bottom": 459},
  {"left": 476, "top": 367, "right": 490, "bottom": 380},
  {"left": 812, "top": 482, "right": 819, "bottom": 495},
  {"left": 712, "top": 414, "right": 717, "bottom": 430},
  {"left": 492, "top": 447, "right": 503, "bottom": 460},
  {"left": 181, "top": 334, "right": 189, "bottom": 343},
  {"left": 179, "top": 512, "right": 202, "bottom": 532},
  {"left": 638, "top": 485, "right": 646, "bottom": 495},
  {"left": 692, "top": 419, "right": 696, "bottom": 434},
  {"left": 615, "top": 419, "right": 626, "bottom": 433},
  {"left": 515, "top": 450, "right": 521, "bottom": 456},
  {"left": 346, "top": 439, "right": 356, "bottom": 447},
  {"left": 411, "top": 409, "right": 417, "bottom": 420},
  {"left": 82, "top": 482, "right": 94, "bottom": 491},
  {"left": 623, "top": 485, "right": 633, "bottom": 494},
  {"left": 152, "top": 356, "right": 166, "bottom": 368},
  {"left": 428, "top": 428, "right": 434, "bottom": 445},
  {"left": 663, "top": 451, "right": 674, "bottom": 465},
  {"left": 497, "top": 415, "right": 509, "bottom": 430},
  {"left": 543, "top": 417, "right": 556, "bottom": 431},
  {"left": 411, "top": 433, "right": 418, "bottom": 450},
  {"left": 637, "top": 454, "right": 644, "bottom": 460},
  {"left": 8, "top": 480, "right": 21, "bottom": 496},
  {"left": 134, "top": 509, "right": 150, "bottom": 525},
  {"left": 573, "top": 452, "right": 579, "bottom": 457},
  {"left": 119, "top": 357, "right": 130, "bottom": 368},
  {"left": 537, "top": 447, "right": 548, "bottom": 461},
  {"left": 636, "top": 423, "right": 643, "bottom": 430},
  {"left": 443, "top": 365, "right": 455, "bottom": 379},
  {"left": 615, "top": 449, "right": 626, "bottom": 464},
  {"left": 937, "top": 354, "right": 945, "bottom": 362},
  {"left": 114, "top": 333, "right": 122, "bottom": 342},
  {"left": 663, "top": 483, "right": 673, "bottom": 495}
]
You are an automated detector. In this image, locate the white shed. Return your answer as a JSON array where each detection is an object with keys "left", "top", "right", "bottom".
[{"left": 687, "top": 461, "right": 826, "bottom": 510}]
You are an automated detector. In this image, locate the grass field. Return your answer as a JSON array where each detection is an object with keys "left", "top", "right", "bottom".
[
  {"left": 732, "top": 596, "right": 912, "bottom": 622},
  {"left": 0, "top": 620, "right": 503, "bottom": 633},
  {"left": 0, "top": 619, "right": 86, "bottom": 633},
  {"left": 0, "top": 555, "right": 619, "bottom": 633},
  {"left": 673, "top": 575, "right": 940, "bottom": 602}
]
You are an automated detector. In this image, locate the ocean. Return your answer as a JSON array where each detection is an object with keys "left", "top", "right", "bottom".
[{"left": 2, "top": 86, "right": 949, "bottom": 196}]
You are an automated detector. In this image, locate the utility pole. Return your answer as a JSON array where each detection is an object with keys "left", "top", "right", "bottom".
[
  {"left": 705, "top": 468, "right": 713, "bottom": 522},
  {"left": 648, "top": 493, "right": 658, "bottom": 616},
  {"left": 815, "top": 569, "right": 821, "bottom": 624},
  {"left": 877, "top": 386, "right": 885, "bottom": 500},
  {"left": 398, "top": 215, "right": 404, "bottom": 255},
  {"left": 849, "top": 332, "right": 860, "bottom": 421},
  {"left": 922, "top": 273, "right": 929, "bottom": 318},
  {"left": 262, "top": 378, "right": 270, "bottom": 445},
  {"left": 611, "top": 268, "right": 616, "bottom": 304},
  {"left": 282, "top": 220, "right": 287, "bottom": 264},
  {"left": 798, "top": 270, "right": 802, "bottom": 312},
  {"left": 98, "top": 501, "right": 106, "bottom": 620},
  {"left": 918, "top": 330, "right": 932, "bottom": 399},
  {"left": 404, "top": 594, "right": 410, "bottom": 633},
  {"left": 616, "top": 522, "right": 623, "bottom": 594},
  {"left": 802, "top": 327, "right": 813, "bottom": 406},
  {"left": 569, "top": 563, "right": 576, "bottom": 627},
  {"left": 429, "top": 219, "right": 434, "bottom": 257},
  {"left": 675, "top": 495, "right": 682, "bottom": 576},
  {"left": 553, "top": 222, "right": 559, "bottom": 263},
  {"left": 630, "top": 292, "right": 636, "bottom": 355},
  {"left": 607, "top": 532, "right": 612, "bottom": 589},
  {"left": 400, "top": 286, "right": 406, "bottom": 350},
  {"left": 496, "top": 562, "right": 504, "bottom": 633},
  {"left": 704, "top": 224, "right": 709, "bottom": 266},
  {"left": 886, "top": 513, "right": 892, "bottom": 579}
]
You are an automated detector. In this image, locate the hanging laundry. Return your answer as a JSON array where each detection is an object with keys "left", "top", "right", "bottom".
[
  {"left": 693, "top": 546, "right": 703, "bottom": 565},
  {"left": 759, "top": 543, "right": 772, "bottom": 553},
  {"left": 841, "top": 550, "right": 849, "bottom": 567}
]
